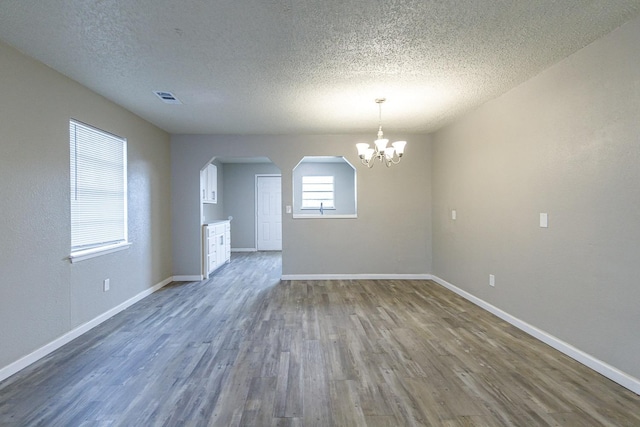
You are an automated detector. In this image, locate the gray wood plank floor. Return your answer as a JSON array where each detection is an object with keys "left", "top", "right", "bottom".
[{"left": 1, "top": 252, "right": 639, "bottom": 426}]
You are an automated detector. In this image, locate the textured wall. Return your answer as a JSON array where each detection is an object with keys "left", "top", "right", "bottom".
[
  {"left": 171, "top": 134, "right": 432, "bottom": 276},
  {"left": 432, "top": 17, "right": 640, "bottom": 379},
  {"left": 222, "top": 162, "right": 282, "bottom": 249},
  {"left": 0, "top": 41, "right": 172, "bottom": 371}
]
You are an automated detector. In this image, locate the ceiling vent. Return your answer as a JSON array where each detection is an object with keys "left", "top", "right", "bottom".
[{"left": 153, "top": 91, "right": 182, "bottom": 104}]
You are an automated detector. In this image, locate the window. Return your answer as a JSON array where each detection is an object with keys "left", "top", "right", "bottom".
[
  {"left": 69, "top": 120, "right": 129, "bottom": 262},
  {"left": 301, "top": 175, "right": 335, "bottom": 209}
]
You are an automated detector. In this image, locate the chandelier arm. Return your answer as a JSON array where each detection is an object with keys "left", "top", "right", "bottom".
[{"left": 361, "top": 157, "right": 375, "bottom": 168}]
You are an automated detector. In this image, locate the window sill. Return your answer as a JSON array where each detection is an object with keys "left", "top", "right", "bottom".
[
  {"left": 293, "top": 214, "right": 357, "bottom": 219},
  {"left": 300, "top": 207, "right": 336, "bottom": 210},
  {"left": 69, "top": 242, "right": 131, "bottom": 263}
]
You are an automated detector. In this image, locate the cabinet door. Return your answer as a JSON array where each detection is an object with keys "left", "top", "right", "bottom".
[
  {"left": 224, "top": 222, "right": 231, "bottom": 263},
  {"left": 207, "top": 164, "right": 217, "bottom": 203},
  {"left": 208, "top": 253, "right": 217, "bottom": 273},
  {"left": 208, "top": 237, "right": 216, "bottom": 257},
  {"left": 216, "top": 232, "right": 226, "bottom": 266},
  {"left": 200, "top": 169, "right": 207, "bottom": 203},
  {"left": 206, "top": 225, "right": 216, "bottom": 274},
  {"left": 225, "top": 232, "right": 231, "bottom": 262}
]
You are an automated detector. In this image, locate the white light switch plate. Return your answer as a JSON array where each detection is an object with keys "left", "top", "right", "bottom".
[
  {"left": 286, "top": 205, "right": 292, "bottom": 214},
  {"left": 540, "top": 213, "right": 548, "bottom": 228},
  {"left": 451, "top": 209, "right": 457, "bottom": 220}
]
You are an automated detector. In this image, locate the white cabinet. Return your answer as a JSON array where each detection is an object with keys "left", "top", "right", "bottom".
[
  {"left": 203, "top": 220, "right": 230, "bottom": 278},
  {"left": 201, "top": 164, "right": 217, "bottom": 204},
  {"left": 207, "top": 164, "right": 217, "bottom": 203}
]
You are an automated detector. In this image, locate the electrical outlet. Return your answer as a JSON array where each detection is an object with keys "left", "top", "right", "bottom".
[
  {"left": 489, "top": 274, "right": 495, "bottom": 287},
  {"left": 103, "top": 279, "right": 110, "bottom": 292}
]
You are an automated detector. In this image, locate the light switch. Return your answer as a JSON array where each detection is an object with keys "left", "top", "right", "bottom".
[
  {"left": 540, "top": 213, "right": 548, "bottom": 228},
  {"left": 451, "top": 209, "right": 457, "bottom": 220},
  {"left": 286, "top": 205, "right": 292, "bottom": 214}
]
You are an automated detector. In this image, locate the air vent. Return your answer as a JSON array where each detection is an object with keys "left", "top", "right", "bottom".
[{"left": 153, "top": 91, "right": 182, "bottom": 105}]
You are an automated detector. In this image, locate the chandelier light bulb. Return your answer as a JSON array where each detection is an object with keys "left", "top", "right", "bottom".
[
  {"left": 365, "top": 149, "right": 375, "bottom": 161},
  {"left": 374, "top": 138, "right": 389, "bottom": 152},
  {"left": 356, "top": 143, "right": 370, "bottom": 157},
  {"left": 384, "top": 146, "right": 396, "bottom": 160},
  {"left": 392, "top": 140, "right": 407, "bottom": 156}
]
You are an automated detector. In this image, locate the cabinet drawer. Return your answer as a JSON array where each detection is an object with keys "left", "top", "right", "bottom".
[{"left": 207, "top": 254, "right": 217, "bottom": 271}]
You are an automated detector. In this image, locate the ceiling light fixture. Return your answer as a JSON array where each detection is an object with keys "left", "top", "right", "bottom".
[{"left": 356, "top": 98, "right": 407, "bottom": 168}]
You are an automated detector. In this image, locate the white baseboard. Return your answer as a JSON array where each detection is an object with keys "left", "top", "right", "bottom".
[
  {"left": 231, "top": 248, "right": 257, "bottom": 252},
  {"left": 0, "top": 276, "right": 174, "bottom": 383},
  {"left": 172, "top": 275, "right": 203, "bottom": 281},
  {"left": 430, "top": 275, "right": 640, "bottom": 395},
  {"left": 281, "top": 273, "right": 433, "bottom": 281}
]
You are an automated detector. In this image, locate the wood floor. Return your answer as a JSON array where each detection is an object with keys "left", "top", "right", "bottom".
[{"left": 1, "top": 252, "right": 639, "bottom": 426}]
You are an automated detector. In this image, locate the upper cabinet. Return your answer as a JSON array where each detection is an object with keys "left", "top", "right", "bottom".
[{"left": 201, "top": 163, "right": 218, "bottom": 204}]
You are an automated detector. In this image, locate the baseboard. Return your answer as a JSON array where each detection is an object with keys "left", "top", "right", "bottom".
[
  {"left": 0, "top": 276, "right": 174, "bottom": 383},
  {"left": 172, "top": 275, "right": 203, "bottom": 281},
  {"left": 231, "top": 248, "right": 257, "bottom": 252},
  {"left": 281, "top": 273, "right": 433, "bottom": 281},
  {"left": 430, "top": 275, "right": 640, "bottom": 395}
]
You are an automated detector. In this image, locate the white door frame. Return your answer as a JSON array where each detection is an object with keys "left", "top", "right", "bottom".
[{"left": 255, "top": 174, "right": 282, "bottom": 251}]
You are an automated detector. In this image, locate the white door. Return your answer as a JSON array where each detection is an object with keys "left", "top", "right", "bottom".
[{"left": 256, "top": 175, "right": 282, "bottom": 251}]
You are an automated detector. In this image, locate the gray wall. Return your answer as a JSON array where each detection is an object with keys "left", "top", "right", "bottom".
[
  {"left": 292, "top": 160, "right": 356, "bottom": 216},
  {"left": 0, "top": 41, "right": 172, "bottom": 371},
  {"left": 222, "top": 162, "right": 282, "bottom": 249},
  {"left": 432, "top": 17, "right": 640, "bottom": 379},
  {"left": 171, "top": 134, "right": 432, "bottom": 276}
]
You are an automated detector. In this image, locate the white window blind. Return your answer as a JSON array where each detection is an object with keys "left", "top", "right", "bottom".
[
  {"left": 70, "top": 120, "right": 128, "bottom": 254},
  {"left": 301, "top": 175, "right": 335, "bottom": 209}
]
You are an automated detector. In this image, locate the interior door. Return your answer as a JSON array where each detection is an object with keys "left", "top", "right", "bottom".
[{"left": 256, "top": 175, "right": 282, "bottom": 251}]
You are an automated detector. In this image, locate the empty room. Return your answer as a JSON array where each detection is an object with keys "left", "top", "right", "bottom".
[{"left": 1, "top": 1, "right": 640, "bottom": 425}]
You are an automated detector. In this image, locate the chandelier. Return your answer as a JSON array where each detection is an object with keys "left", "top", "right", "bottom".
[{"left": 356, "top": 98, "right": 407, "bottom": 168}]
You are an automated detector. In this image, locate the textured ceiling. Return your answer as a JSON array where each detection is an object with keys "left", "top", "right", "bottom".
[{"left": 1, "top": 1, "right": 639, "bottom": 135}]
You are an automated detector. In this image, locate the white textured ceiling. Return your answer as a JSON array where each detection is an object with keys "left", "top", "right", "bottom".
[{"left": 1, "top": 1, "right": 639, "bottom": 135}]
